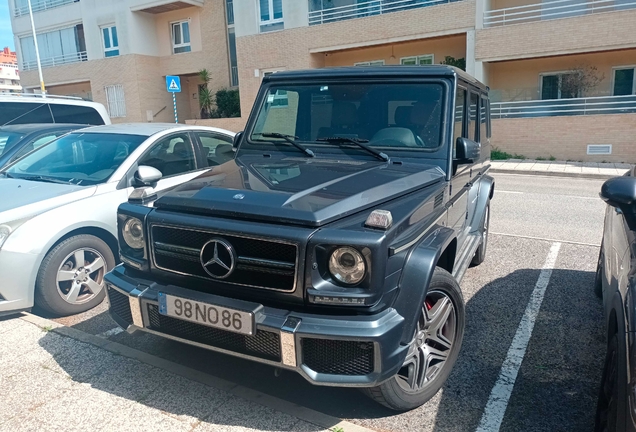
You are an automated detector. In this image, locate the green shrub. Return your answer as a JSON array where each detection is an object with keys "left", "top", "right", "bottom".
[{"left": 210, "top": 88, "right": 241, "bottom": 118}]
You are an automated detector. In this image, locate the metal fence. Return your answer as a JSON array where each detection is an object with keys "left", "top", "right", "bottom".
[
  {"left": 490, "top": 95, "right": 636, "bottom": 119},
  {"left": 484, "top": 0, "right": 636, "bottom": 27},
  {"left": 22, "top": 51, "right": 87, "bottom": 71},
  {"left": 308, "top": 0, "right": 461, "bottom": 25},
  {"left": 14, "top": 0, "right": 78, "bottom": 17}
]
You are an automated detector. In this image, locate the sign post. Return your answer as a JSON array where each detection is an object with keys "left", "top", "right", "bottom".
[{"left": 166, "top": 75, "right": 181, "bottom": 124}]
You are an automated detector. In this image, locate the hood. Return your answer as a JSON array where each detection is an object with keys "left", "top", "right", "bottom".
[
  {"left": 0, "top": 178, "right": 96, "bottom": 223},
  {"left": 153, "top": 155, "right": 445, "bottom": 227}
]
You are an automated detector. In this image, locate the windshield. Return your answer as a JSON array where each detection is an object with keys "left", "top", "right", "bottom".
[
  {"left": 0, "top": 131, "right": 25, "bottom": 156},
  {"left": 3, "top": 132, "right": 146, "bottom": 185},
  {"left": 249, "top": 82, "right": 445, "bottom": 151}
]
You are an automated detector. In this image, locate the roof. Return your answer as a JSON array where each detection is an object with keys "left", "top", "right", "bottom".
[
  {"left": 0, "top": 123, "right": 88, "bottom": 133},
  {"left": 263, "top": 65, "right": 486, "bottom": 89}
]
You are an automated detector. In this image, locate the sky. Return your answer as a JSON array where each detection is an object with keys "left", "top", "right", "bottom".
[{"left": 0, "top": 1, "right": 15, "bottom": 51}]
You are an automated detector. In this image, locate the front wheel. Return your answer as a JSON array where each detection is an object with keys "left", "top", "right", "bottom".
[
  {"left": 34, "top": 235, "right": 115, "bottom": 316},
  {"left": 363, "top": 267, "right": 465, "bottom": 411},
  {"left": 594, "top": 246, "right": 604, "bottom": 299}
]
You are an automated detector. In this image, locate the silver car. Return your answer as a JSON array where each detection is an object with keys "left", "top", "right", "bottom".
[{"left": 0, "top": 123, "right": 236, "bottom": 316}]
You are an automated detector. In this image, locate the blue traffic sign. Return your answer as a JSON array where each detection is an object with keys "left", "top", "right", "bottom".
[{"left": 166, "top": 75, "right": 181, "bottom": 93}]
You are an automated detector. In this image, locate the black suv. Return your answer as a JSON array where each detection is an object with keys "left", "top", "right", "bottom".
[{"left": 104, "top": 66, "right": 494, "bottom": 410}]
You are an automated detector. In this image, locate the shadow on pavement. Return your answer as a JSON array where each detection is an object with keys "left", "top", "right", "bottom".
[{"left": 37, "top": 268, "right": 604, "bottom": 432}]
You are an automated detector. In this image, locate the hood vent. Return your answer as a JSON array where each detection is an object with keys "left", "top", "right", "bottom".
[{"left": 434, "top": 191, "right": 444, "bottom": 209}]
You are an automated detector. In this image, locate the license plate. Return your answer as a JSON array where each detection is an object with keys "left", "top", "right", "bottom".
[{"left": 158, "top": 293, "right": 254, "bottom": 335}]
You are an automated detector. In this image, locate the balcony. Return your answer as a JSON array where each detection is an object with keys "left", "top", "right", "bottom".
[
  {"left": 22, "top": 51, "right": 87, "bottom": 71},
  {"left": 129, "top": 0, "right": 203, "bottom": 14},
  {"left": 484, "top": 0, "right": 636, "bottom": 27},
  {"left": 491, "top": 95, "right": 636, "bottom": 118},
  {"left": 13, "top": 0, "right": 78, "bottom": 17},
  {"left": 308, "top": 0, "right": 464, "bottom": 25}
]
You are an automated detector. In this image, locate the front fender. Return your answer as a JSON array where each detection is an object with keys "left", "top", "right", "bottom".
[
  {"left": 393, "top": 226, "right": 457, "bottom": 344},
  {"left": 469, "top": 174, "right": 495, "bottom": 233}
]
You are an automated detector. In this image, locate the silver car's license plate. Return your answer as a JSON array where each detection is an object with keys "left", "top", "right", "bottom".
[{"left": 158, "top": 293, "right": 254, "bottom": 335}]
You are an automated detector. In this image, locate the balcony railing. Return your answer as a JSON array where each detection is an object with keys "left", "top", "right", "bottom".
[
  {"left": 230, "top": 66, "right": 239, "bottom": 87},
  {"left": 14, "top": 0, "right": 78, "bottom": 17},
  {"left": 308, "top": 0, "right": 461, "bottom": 25},
  {"left": 491, "top": 95, "right": 636, "bottom": 119},
  {"left": 22, "top": 51, "right": 87, "bottom": 71},
  {"left": 484, "top": 0, "right": 636, "bottom": 27}
]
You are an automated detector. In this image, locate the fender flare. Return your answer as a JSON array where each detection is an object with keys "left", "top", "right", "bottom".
[
  {"left": 393, "top": 226, "right": 457, "bottom": 344},
  {"left": 470, "top": 174, "right": 495, "bottom": 231}
]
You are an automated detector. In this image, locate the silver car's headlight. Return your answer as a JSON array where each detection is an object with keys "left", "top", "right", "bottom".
[
  {"left": 122, "top": 218, "right": 144, "bottom": 250},
  {"left": 0, "top": 225, "right": 11, "bottom": 250},
  {"left": 329, "top": 247, "right": 366, "bottom": 285}
]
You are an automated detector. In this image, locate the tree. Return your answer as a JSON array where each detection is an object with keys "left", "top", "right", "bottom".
[
  {"left": 560, "top": 65, "right": 604, "bottom": 98},
  {"left": 440, "top": 56, "right": 466, "bottom": 71},
  {"left": 198, "top": 69, "right": 213, "bottom": 119}
]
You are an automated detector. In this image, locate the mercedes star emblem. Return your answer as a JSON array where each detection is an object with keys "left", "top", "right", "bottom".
[{"left": 200, "top": 238, "right": 236, "bottom": 279}]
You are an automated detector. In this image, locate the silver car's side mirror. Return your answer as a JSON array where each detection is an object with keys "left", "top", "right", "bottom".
[{"left": 135, "top": 165, "right": 162, "bottom": 187}]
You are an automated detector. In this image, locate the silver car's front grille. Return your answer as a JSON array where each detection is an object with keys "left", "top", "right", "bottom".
[{"left": 150, "top": 225, "right": 298, "bottom": 292}]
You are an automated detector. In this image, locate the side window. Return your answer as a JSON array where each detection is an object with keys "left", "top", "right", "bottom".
[
  {"left": 468, "top": 92, "right": 479, "bottom": 142},
  {"left": 197, "top": 132, "right": 234, "bottom": 166},
  {"left": 10, "top": 133, "right": 59, "bottom": 162},
  {"left": 0, "top": 102, "right": 54, "bottom": 125},
  {"left": 480, "top": 95, "right": 488, "bottom": 142},
  {"left": 453, "top": 89, "right": 465, "bottom": 143},
  {"left": 487, "top": 98, "right": 492, "bottom": 138},
  {"left": 50, "top": 104, "right": 105, "bottom": 125},
  {"left": 138, "top": 133, "right": 196, "bottom": 177}
]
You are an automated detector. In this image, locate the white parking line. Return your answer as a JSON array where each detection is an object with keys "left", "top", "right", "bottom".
[
  {"left": 98, "top": 327, "right": 124, "bottom": 338},
  {"left": 475, "top": 242, "right": 562, "bottom": 432},
  {"left": 496, "top": 190, "right": 524, "bottom": 194}
]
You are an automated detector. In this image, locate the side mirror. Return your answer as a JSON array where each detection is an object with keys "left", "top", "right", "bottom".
[
  {"left": 232, "top": 131, "right": 243, "bottom": 152},
  {"left": 455, "top": 137, "right": 480, "bottom": 165},
  {"left": 600, "top": 176, "right": 636, "bottom": 230},
  {"left": 134, "top": 165, "right": 162, "bottom": 188}
]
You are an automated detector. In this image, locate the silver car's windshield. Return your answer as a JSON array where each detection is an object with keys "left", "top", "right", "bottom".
[
  {"left": 0, "top": 131, "right": 26, "bottom": 156},
  {"left": 3, "top": 132, "right": 146, "bottom": 185}
]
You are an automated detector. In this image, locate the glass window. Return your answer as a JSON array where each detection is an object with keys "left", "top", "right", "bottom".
[
  {"left": 197, "top": 132, "right": 234, "bottom": 166},
  {"left": 613, "top": 68, "right": 635, "bottom": 96},
  {"left": 401, "top": 55, "right": 434, "bottom": 66},
  {"left": 102, "top": 26, "right": 119, "bottom": 58},
  {"left": 454, "top": 89, "right": 465, "bottom": 143},
  {"left": 105, "top": 85, "right": 126, "bottom": 118},
  {"left": 49, "top": 104, "right": 105, "bottom": 125},
  {"left": 260, "top": 0, "right": 283, "bottom": 32},
  {"left": 249, "top": 82, "right": 445, "bottom": 151},
  {"left": 172, "top": 21, "right": 192, "bottom": 54},
  {"left": 541, "top": 73, "right": 579, "bottom": 100},
  {"left": 0, "top": 102, "right": 54, "bottom": 125},
  {"left": 480, "top": 95, "right": 488, "bottom": 142},
  {"left": 10, "top": 133, "right": 59, "bottom": 162},
  {"left": 139, "top": 133, "right": 196, "bottom": 177},
  {"left": 468, "top": 92, "right": 479, "bottom": 141},
  {"left": 4, "top": 133, "right": 146, "bottom": 185},
  {"left": 355, "top": 60, "right": 385, "bottom": 66},
  {"left": 0, "top": 132, "right": 25, "bottom": 156}
]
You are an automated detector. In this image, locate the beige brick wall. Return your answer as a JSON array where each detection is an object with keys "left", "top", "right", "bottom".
[
  {"left": 492, "top": 114, "right": 636, "bottom": 163},
  {"left": 477, "top": 9, "right": 636, "bottom": 61},
  {"left": 236, "top": 0, "right": 475, "bottom": 115}
]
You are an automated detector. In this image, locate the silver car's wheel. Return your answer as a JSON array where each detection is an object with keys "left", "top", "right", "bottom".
[
  {"left": 35, "top": 234, "right": 115, "bottom": 316},
  {"left": 56, "top": 248, "right": 106, "bottom": 305},
  {"left": 396, "top": 290, "right": 457, "bottom": 392}
]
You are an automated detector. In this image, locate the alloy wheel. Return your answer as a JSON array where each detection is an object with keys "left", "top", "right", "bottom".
[{"left": 55, "top": 248, "right": 107, "bottom": 305}]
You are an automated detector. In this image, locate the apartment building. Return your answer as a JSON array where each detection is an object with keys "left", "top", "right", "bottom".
[
  {"left": 205, "top": 0, "right": 634, "bottom": 162},
  {"left": 0, "top": 47, "right": 21, "bottom": 93},
  {"left": 9, "top": 0, "right": 238, "bottom": 123}
]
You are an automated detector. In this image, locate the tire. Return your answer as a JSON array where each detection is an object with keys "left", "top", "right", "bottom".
[
  {"left": 594, "top": 246, "right": 604, "bottom": 299},
  {"left": 363, "top": 267, "right": 465, "bottom": 411},
  {"left": 595, "top": 332, "right": 620, "bottom": 432},
  {"left": 471, "top": 201, "right": 491, "bottom": 267},
  {"left": 34, "top": 235, "right": 115, "bottom": 317}
]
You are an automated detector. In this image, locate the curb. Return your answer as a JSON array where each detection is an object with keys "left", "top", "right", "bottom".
[
  {"left": 20, "top": 312, "right": 374, "bottom": 432},
  {"left": 490, "top": 168, "right": 618, "bottom": 180}
]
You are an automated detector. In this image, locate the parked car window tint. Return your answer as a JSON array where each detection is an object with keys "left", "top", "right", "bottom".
[
  {"left": 0, "top": 102, "right": 53, "bottom": 125},
  {"left": 453, "top": 89, "right": 466, "bottom": 159},
  {"left": 4, "top": 133, "right": 146, "bottom": 185},
  {"left": 50, "top": 104, "right": 104, "bottom": 125},
  {"left": 249, "top": 83, "right": 445, "bottom": 151},
  {"left": 139, "top": 133, "right": 196, "bottom": 177},
  {"left": 197, "top": 132, "right": 234, "bottom": 166},
  {"left": 10, "top": 133, "right": 61, "bottom": 162},
  {"left": 480, "top": 96, "right": 487, "bottom": 142},
  {"left": 0, "top": 131, "right": 25, "bottom": 156},
  {"left": 468, "top": 92, "right": 479, "bottom": 142}
]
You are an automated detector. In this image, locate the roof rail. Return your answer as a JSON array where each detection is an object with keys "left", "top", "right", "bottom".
[{"left": 2, "top": 92, "right": 84, "bottom": 101}]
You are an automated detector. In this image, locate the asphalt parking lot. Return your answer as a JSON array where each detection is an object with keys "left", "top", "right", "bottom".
[{"left": 42, "top": 172, "right": 608, "bottom": 432}]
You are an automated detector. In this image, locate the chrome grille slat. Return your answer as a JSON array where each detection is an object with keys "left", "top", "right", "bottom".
[{"left": 150, "top": 225, "right": 298, "bottom": 292}]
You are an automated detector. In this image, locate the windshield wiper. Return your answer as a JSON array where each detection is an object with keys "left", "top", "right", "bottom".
[
  {"left": 255, "top": 132, "right": 315, "bottom": 158},
  {"left": 16, "top": 175, "right": 76, "bottom": 185},
  {"left": 316, "top": 136, "right": 389, "bottom": 162}
]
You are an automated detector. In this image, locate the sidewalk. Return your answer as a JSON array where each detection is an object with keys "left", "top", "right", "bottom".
[
  {"left": 489, "top": 159, "right": 632, "bottom": 179},
  {"left": 0, "top": 314, "right": 369, "bottom": 432}
]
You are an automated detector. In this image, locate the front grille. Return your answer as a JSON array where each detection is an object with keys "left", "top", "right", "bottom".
[
  {"left": 151, "top": 225, "right": 297, "bottom": 292},
  {"left": 107, "top": 286, "right": 133, "bottom": 324},
  {"left": 147, "top": 304, "right": 281, "bottom": 362},
  {"left": 302, "top": 339, "right": 375, "bottom": 376}
]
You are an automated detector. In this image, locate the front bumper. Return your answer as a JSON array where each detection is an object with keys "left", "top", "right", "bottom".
[
  {"left": 104, "top": 264, "right": 408, "bottom": 387},
  {"left": 0, "top": 249, "right": 39, "bottom": 315}
]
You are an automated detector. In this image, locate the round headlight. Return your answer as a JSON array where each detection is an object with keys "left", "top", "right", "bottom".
[
  {"left": 122, "top": 218, "right": 144, "bottom": 250},
  {"left": 329, "top": 247, "right": 366, "bottom": 285}
]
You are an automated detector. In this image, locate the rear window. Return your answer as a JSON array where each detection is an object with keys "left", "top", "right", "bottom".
[{"left": 0, "top": 102, "right": 105, "bottom": 126}]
